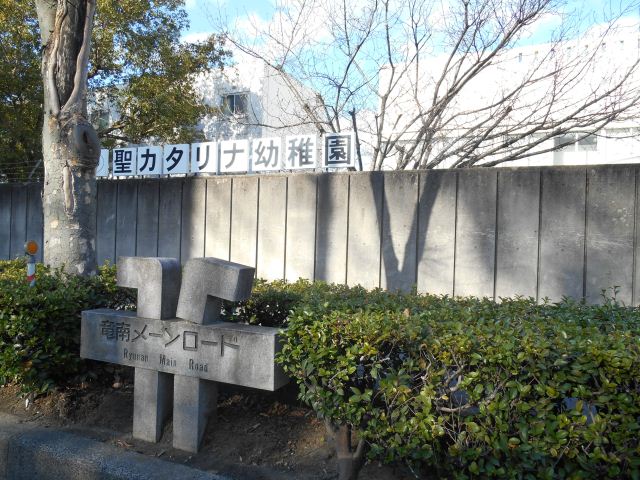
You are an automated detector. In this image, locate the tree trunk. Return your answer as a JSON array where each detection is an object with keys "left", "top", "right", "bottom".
[
  {"left": 37, "top": 0, "right": 100, "bottom": 276},
  {"left": 325, "top": 420, "right": 366, "bottom": 480}
]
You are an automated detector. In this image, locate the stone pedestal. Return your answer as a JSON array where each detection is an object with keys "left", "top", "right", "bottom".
[
  {"left": 172, "top": 376, "right": 218, "bottom": 453},
  {"left": 133, "top": 368, "right": 173, "bottom": 442},
  {"left": 81, "top": 256, "right": 288, "bottom": 454},
  {"left": 117, "top": 257, "right": 181, "bottom": 319},
  {"left": 176, "top": 257, "right": 254, "bottom": 324}
]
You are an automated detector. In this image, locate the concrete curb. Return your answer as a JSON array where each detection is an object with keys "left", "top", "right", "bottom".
[{"left": 0, "top": 414, "right": 229, "bottom": 480}]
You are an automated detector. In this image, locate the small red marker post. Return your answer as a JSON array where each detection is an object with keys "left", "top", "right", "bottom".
[{"left": 24, "top": 241, "right": 38, "bottom": 287}]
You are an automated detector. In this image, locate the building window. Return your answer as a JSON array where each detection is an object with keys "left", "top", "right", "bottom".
[
  {"left": 553, "top": 133, "right": 598, "bottom": 164},
  {"left": 222, "top": 93, "right": 248, "bottom": 116},
  {"left": 577, "top": 135, "right": 597, "bottom": 151},
  {"left": 554, "top": 134, "right": 576, "bottom": 151},
  {"left": 554, "top": 133, "right": 598, "bottom": 152}
]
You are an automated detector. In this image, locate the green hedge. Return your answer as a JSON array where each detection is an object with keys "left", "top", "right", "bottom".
[
  {"left": 2, "top": 261, "right": 639, "bottom": 478},
  {"left": 231, "top": 281, "right": 640, "bottom": 479},
  {"left": 0, "top": 259, "right": 135, "bottom": 394}
]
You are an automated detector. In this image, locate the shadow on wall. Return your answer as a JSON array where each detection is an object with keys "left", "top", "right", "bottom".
[
  {"left": 373, "top": 166, "right": 637, "bottom": 305},
  {"left": 315, "top": 174, "right": 349, "bottom": 285},
  {"left": 2, "top": 165, "right": 639, "bottom": 305}
]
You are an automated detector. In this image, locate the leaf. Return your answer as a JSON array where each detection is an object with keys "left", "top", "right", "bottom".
[{"left": 466, "top": 422, "right": 480, "bottom": 433}]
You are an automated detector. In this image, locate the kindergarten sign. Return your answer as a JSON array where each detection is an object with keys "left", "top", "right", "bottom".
[{"left": 97, "top": 133, "right": 356, "bottom": 178}]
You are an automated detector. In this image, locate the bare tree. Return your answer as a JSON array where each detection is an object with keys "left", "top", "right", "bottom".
[
  {"left": 36, "top": 0, "right": 100, "bottom": 274},
  {"left": 219, "top": 0, "right": 640, "bottom": 170}
]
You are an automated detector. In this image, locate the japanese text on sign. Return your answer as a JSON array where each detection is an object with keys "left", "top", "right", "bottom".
[
  {"left": 100, "top": 133, "right": 357, "bottom": 177},
  {"left": 99, "top": 319, "right": 241, "bottom": 359}
]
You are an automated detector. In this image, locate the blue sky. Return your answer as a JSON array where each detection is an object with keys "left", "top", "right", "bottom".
[
  {"left": 183, "top": 0, "right": 639, "bottom": 43},
  {"left": 184, "top": 0, "right": 274, "bottom": 38}
]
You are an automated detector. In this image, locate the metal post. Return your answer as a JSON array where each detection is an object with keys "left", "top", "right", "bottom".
[
  {"left": 26, "top": 255, "right": 36, "bottom": 287},
  {"left": 24, "top": 241, "right": 38, "bottom": 287}
]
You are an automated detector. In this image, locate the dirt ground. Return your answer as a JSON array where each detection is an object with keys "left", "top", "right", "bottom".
[{"left": 0, "top": 366, "right": 416, "bottom": 480}]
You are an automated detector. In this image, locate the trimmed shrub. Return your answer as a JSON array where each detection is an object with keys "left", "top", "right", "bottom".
[
  {"left": 221, "top": 278, "right": 305, "bottom": 326},
  {"left": 269, "top": 285, "right": 640, "bottom": 479},
  {"left": 0, "top": 259, "right": 135, "bottom": 394},
  {"left": 3, "top": 260, "right": 639, "bottom": 478}
]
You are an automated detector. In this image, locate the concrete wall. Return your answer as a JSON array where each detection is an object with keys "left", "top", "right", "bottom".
[{"left": 1, "top": 165, "right": 638, "bottom": 304}]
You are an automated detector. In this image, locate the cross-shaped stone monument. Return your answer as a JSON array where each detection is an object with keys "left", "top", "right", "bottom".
[{"left": 80, "top": 256, "right": 288, "bottom": 452}]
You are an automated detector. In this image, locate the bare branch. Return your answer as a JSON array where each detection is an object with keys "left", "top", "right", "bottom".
[{"left": 217, "top": 0, "right": 640, "bottom": 170}]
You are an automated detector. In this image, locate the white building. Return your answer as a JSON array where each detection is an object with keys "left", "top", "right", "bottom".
[
  {"left": 195, "top": 51, "right": 321, "bottom": 142},
  {"left": 376, "top": 22, "right": 640, "bottom": 169},
  {"left": 89, "top": 50, "right": 320, "bottom": 147}
]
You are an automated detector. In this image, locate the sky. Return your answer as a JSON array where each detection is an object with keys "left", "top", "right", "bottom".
[
  {"left": 181, "top": 0, "right": 640, "bottom": 115},
  {"left": 182, "top": 0, "right": 640, "bottom": 44},
  {"left": 183, "top": 0, "right": 274, "bottom": 41}
]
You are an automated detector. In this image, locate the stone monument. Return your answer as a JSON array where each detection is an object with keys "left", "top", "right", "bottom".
[{"left": 80, "top": 256, "right": 289, "bottom": 453}]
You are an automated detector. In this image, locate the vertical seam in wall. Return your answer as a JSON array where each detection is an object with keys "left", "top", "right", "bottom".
[
  {"left": 583, "top": 170, "right": 589, "bottom": 300},
  {"left": 176, "top": 178, "right": 185, "bottom": 265},
  {"left": 493, "top": 171, "right": 500, "bottom": 301},
  {"left": 378, "top": 174, "right": 384, "bottom": 289},
  {"left": 22, "top": 188, "right": 27, "bottom": 246},
  {"left": 185, "top": 180, "right": 191, "bottom": 262},
  {"left": 13, "top": 187, "right": 18, "bottom": 257},
  {"left": 255, "top": 177, "right": 260, "bottom": 273},
  {"left": 39, "top": 184, "right": 44, "bottom": 261},
  {"left": 536, "top": 170, "right": 543, "bottom": 302},
  {"left": 228, "top": 179, "right": 233, "bottom": 261},
  {"left": 154, "top": 181, "right": 160, "bottom": 257},
  {"left": 133, "top": 181, "right": 139, "bottom": 256},
  {"left": 95, "top": 182, "right": 100, "bottom": 264},
  {"left": 313, "top": 176, "right": 319, "bottom": 281},
  {"left": 113, "top": 182, "right": 119, "bottom": 264},
  {"left": 14, "top": 188, "right": 23, "bottom": 254},
  {"left": 345, "top": 175, "right": 351, "bottom": 285},
  {"left": 178, "top": 180, "right": 184, "bottom": 264},
  {"left": 9, "top": 188, "right": 15, "bottom": 256},
  {"left": 202, "top": 180, "right": 208, "bottom": 258},
  {"left": 452, "top": 171, "right": 459, "bottom": 297},
  {"left": 633, "top": 168, "right": 638, "bottom": 306},
  {"left": 25, "top": 186, "right": 31, "bottom": 250},
  {"left": 283, "top": 177, "right": 288, "bottom": 280},
  {"left": 252, "top": 178, "right": 258, "bottom": 272},
  {"left": 414, "top": 173, "right": 420, "bottom": 290},
  {"left": 134, "top": 182, "right": 139, "bottom": 256},
  {"left": 8, "top": 187, "right": 13, "bottom": 259}
]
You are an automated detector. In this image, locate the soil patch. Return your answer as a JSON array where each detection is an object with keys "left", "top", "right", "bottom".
[{"left": 0, "top": 367, "right": 415, "bottom": 480}]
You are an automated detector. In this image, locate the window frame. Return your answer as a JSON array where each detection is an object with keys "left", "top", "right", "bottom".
[{"left": 222, "top": 93, "right": 248, "bottom": 116}]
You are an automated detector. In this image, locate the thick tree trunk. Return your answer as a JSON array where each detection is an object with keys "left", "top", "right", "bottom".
[
  {"left": 37, "top": 0, "right": 100, "bottom": 276},
  {"left": 42, "top": 112, "right": 99, "bottom": 275}
]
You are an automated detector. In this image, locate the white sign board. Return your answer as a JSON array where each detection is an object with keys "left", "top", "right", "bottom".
[
  {"left": 220, "top": 139, "right": 250, "bottom": 173},
  {"left": 113, "top": 148, "right": 137, "bottom": 177},
  {"left": 191, "top": 142, "right": 218, "bottom": 174},
  {"left": 285, "top": 135, "right": 317, "bottom": 170},
  {"left": 163, "top": 144, "right": 190, "bottom": 174},
  {"left": 137, "top": 146, "right": 163, "bottom": 176},
  {"left": 324, "top": 133, "right": 355, "bottom": 169},
  {"left": 251, "top": 137, "right": 282, "bottom": 172},
  {"left": 98, "top": 132, "right": 360, "bottom": 179},
  {"left": 96, "top": 149, "right": 109, "bottom": 177}
]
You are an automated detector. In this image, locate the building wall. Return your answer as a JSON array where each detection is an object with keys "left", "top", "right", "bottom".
[
  {"left": 195, "top": 52, "right": 319, "bottom": 142},
  {"left": 3, "top": 164, "right": 640, "bottom": 304},
  {"left": 259, "top": 67, "right": 320, "bottom": 138},
  {"left": 376, "top": 24, "right": 640, "bottom": 169}
]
